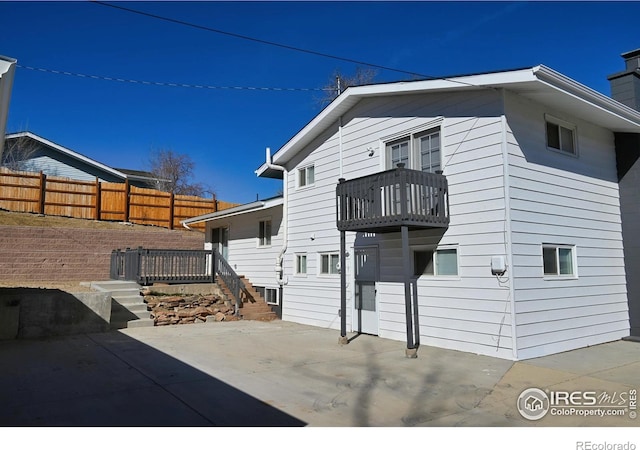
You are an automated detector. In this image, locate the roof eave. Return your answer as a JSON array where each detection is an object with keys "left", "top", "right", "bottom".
[
  {"left": 532, "top": 65, "right": 640, "bottom": 131},
  {"left": 181, "top": 197, "right": 284, "bottom": 226},
  {"left": 255, "top": 67, "right": 539, "bottom": 176}
]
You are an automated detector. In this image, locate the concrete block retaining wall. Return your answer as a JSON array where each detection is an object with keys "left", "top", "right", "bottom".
[{"left": 0, "top": 225, "right": 204, "bottom": 282}]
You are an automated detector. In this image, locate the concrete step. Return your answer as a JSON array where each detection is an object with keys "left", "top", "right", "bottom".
[
  {"left": 126, "top": 318, "right": 154, "bottom": 328},
  {"left": 241, "top": 311, "right": 277, "bottom": 321},
  {"left": 112, "top": 294, "right": 144, "bottom": 305},
  {"left": 90, "top": 281, "right": 142, "bottom": 291},
  {"left": 124, "top": 303, "right": 149, "bottom": 314}
]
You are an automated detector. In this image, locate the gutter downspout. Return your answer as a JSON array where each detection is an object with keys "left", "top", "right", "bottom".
[
  {"left": 338, "top": 116, "right": 343, "bottom": 178},
  {"left": 500, "top": 109, "right": 518, "bottom": 361},
  {"left": 0, "top": 56, "right": 17, "bottom": 163},
  {"left": 265, "top": 147, "right": 288, "bottom": 286}
]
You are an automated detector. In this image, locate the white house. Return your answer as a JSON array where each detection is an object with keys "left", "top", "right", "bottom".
[{"left": 184, "top": 64, "right": 640, "bottom": 361}]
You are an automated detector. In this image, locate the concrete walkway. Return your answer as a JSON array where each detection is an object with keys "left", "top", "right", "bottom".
[{"left": 0, "top": 320, "right": 638, "bottom": 427}]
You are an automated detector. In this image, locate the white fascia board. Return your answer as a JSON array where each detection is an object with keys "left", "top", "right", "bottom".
[
  {"left": 5, "top": 131, "right": 128, "bottom": 179},
  {"left": 533, "top": 65, "right": 640, "bottom": 130},
  {"left": 256, "top": 65, "right": 640, "bottom": 178},
  {"left": 182, "top": 197, "right": 284, "bottom": 225}
]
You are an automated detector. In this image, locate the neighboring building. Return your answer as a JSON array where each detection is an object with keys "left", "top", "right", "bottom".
[
  {"left": 3, "top": 131, "right": 163, "bottom": 188},
  {"left": 184, "top": 64, "right": 640, "bottom": 360}
]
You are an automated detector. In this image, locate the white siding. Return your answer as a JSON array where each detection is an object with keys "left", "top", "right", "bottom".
[
  {"left": 204, "top": 205, "right": 283, "bottom": 292},
  {"left": 276, "top": 87, "right": 629, "bottom": 361},
  {"left": 282, "top": 90, "right": 516, "bottom": 359},
  {"left": 504, "top": 91, "right": 629, "bottom": 359}
]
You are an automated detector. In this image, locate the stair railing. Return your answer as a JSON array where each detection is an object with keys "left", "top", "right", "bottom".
[{"left": 214, "top": 249, "right": 254, "bottom": 315}]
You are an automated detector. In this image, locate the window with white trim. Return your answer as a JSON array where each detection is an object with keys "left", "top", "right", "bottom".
[
  {"left": 319, "top": 252, "right": 340, "bottom": 275},
  {"left": 258, "top": 220, "right": 271, "bottom": 247},
  {"left": 298, "top": 164, "right": 315, "bottom": 187},
  {"left": 543, "top": 244, "right": 576, "bottom": 277},
  {"left": 545, "top": 115, "right": 576, "bottom": 155},
  {"left": 295, "top": 254, "right": 307, "bottom": 275},
  {"left": 385, "top": 128, "right": 441, "bottom": 172},
  {"left": 413, "top": 247, "right": 458, "bottom": 277},
  {"left": 264, "top": 288, "right": 278, "bottom": 305}
]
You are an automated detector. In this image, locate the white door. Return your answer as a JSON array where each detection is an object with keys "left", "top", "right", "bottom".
[{"left": 353, "top": 247, "right": 379, "bottom": 335}]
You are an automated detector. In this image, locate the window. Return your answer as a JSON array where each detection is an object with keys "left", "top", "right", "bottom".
[
  {"left": 385, "top": 128, "right": 441, "bottom": 172},
  {"left": 258, "top": 220, "right": 271, "bottom": 246},
  {"left": 320, "top": 252, "right": 340, "bottom": 275},
  {"left": 418, "top": 130, "right": 441, "bottom": 173},
  {"left": 298, "top": 164, "right": 315, "bottom": 187},
  {"left": 265, "top": 288, "right": 278, "bottom": 305},
  {"left": 543, "top": 245, "right": 576, "bottom": 277},
  {"left": 296, "top": 254, "right": 307, "bottom": 275},
  {"left": 545, "top": 115, "right": 576, "bottom": 155},
  {"left": 414, "top": 247, "right": 458, "bottom": 277},
  {"left": 255, "top": 286, "right": 279, "bottom": 305},
  {"left": 388, "top": 139, "right": 410, "bottom": 169}
]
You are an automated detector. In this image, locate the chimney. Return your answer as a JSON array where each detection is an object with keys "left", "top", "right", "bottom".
[{"left": 608, "top": 49, "right": 640, "bottom": 112}]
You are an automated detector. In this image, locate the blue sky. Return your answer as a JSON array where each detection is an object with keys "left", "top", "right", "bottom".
[{"left": 2, "top": 1, "right": 639, "bottom": 204}]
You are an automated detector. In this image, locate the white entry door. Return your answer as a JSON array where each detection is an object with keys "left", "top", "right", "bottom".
[{"left": 354, "top": 247, "right": 379, "bottom": 335}]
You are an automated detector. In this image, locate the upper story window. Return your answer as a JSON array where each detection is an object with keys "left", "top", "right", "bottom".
[
  {"left": 298, "top": 164, "right": 315, "bottom": 188},
  {"left": 545, "top": 115, "right": 577, "bottom": 156},
  {"left": 385, "top": 128, "right": 441, "bottom": 172},
  {"left": 258, "top": 219, "right": 271, "bottom": 247}
]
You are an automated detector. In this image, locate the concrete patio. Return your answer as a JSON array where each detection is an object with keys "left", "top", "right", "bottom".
[{"left": 0, "top": 319, "right": 638, "bottom": 427}]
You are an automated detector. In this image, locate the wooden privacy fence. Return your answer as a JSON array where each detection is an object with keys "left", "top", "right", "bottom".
[{"left": 0, "top": 167, "right": 237, "bottom": 231}]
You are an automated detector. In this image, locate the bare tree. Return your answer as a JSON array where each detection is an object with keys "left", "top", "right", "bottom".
[
  {"left": 148, "top": 148, "right": 209, "bottom": 197},
  {"left": 1, "top": 134, "right": 40, "bottom": 171},
  {"left": 317, "top": 66, "right": 378, "bottom": 107}
]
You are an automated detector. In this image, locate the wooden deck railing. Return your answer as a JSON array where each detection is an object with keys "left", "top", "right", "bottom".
[
  {"left": 110, "top": 247, "right": 251, "bottom": 315},
  {"left": 110, "top": 247, "right": 215, "bottom": 285},
  {"left": 336, "top": 165, "right": 449, "bottom": 233}
]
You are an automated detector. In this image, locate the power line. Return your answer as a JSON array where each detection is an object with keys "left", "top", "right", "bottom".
[
  {"left": 91, "top": 0, "right": 432, "bottom": 80},
  {"left": 17, "top": 64, "right": 329, "bottom": 92}
]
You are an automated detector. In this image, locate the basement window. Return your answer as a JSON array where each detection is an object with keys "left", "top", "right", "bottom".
[{"left": 264, "top": 288, "right": 279, "bottom": 305}]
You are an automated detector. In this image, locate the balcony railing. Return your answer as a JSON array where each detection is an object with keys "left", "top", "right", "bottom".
[{"left": 336, "top": 165, "right": 449, "bottom": 233}]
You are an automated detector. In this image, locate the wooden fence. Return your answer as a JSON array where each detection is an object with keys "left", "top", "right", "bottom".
[{"left": 0, "top": 167, "right": 237, "bottom": 231}]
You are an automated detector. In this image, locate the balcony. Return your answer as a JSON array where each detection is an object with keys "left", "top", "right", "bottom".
[{"left": 336, "top": 165, "right": 449, "bottom": 233}]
